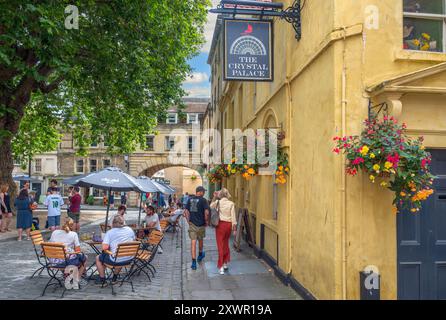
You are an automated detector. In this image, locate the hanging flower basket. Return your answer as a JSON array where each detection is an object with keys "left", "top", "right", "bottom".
[{"left": 333, "top": 116, "right": 435, "bottom": 214}]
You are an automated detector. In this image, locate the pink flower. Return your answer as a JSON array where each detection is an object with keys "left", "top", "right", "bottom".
[
  {"left": 333, "top": 148, "right": 340, "bottom": 154},
  {"left": 352, "top": 157, "right": 364, "bottom": 165}
]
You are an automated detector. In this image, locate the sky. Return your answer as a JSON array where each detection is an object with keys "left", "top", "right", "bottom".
[{"left": 182, "top": 0, "right": 219, "bottom": 98}]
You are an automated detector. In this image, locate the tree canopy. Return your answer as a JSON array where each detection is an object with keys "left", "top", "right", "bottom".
[{"left": 0, "top": 0, "right": 209, "bottom": 180}]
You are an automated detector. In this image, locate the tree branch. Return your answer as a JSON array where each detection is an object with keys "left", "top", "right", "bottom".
[{"left": 38, "top": 75, "right": 65, "bottom": 93}]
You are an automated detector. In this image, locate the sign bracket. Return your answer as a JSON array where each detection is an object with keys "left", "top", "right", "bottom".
[{"left": 210, "top": 0, "right": 302, "bottom": 40}]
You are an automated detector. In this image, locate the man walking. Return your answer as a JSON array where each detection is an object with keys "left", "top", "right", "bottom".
[{"left": 184, "top": 186, "right": 210, "bottom": 270}]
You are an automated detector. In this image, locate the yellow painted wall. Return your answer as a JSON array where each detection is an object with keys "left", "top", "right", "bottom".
[{"left": 210, "top": 0, "right": 446, "bottom": 300}]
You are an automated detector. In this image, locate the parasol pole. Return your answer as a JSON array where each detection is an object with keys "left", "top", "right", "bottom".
[
  {"left": 104, "top": 187, "right": 111, "bottom": 230},
  {"left": 137, "top": 193, "right": 143, "bottom": 226}
]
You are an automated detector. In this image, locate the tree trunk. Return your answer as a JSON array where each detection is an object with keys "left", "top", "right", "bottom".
[{"left": 0, "top": 136, "right": 17, "bottom": 200}]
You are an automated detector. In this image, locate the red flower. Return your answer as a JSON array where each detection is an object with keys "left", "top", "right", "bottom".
[
  {"left": 333, "top": 148, "right": 340, "bottom": 154},
  {"left": 352, "top": 157, "right": 364, "bottom": 165}
]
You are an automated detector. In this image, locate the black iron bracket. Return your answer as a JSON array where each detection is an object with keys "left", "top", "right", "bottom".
[
  {"left": 210, "top": 0, "right": 302, "bottom": 40},
  {"left": 368, "top": 100, "right": 389, "bottom": 120}
]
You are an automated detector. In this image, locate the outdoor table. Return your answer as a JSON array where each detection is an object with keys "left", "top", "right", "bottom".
[{"left": 83, "top": 240, "right": 103, "bottom": 279}]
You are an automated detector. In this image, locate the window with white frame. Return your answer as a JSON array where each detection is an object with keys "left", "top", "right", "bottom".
[
  {"left": 166, "top": 113, "right": 178, "bottom": 124},
  {"left": 188, "top": 136, "right": 196, "bottom": 152},
  {"left": 34, "top": 159, "right": 42, "bottom": 172},
  {"left": 165, "top": 136, "right": 176, "bottom": 151},
  {"left": 187, "top": 113, "right": 199, "bottom": 124},
  {"left": 90, "top": 159, "right": 97, "bottom": 172},
  {"left": 76, "top": 160, "right": 84, "bottom": 173},
  {"left": 146, "top": 136, "right": 155, "bottom": 151},
  {"left": 403, "top": 0, "right": 446, "bottom": 52},
  {"left": 102, "top": 159, "right": 111, "bottom": 168}
]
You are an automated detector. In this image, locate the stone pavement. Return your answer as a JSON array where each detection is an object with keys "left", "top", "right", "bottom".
[
  {"left": 181, "top": 222, "right": 302, "bottom": 300},
  {"left": 0, "top": 210, "right": 182, "bottom": 300}
]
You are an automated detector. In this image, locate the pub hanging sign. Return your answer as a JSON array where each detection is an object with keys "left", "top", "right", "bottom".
[{"left": 223, "top": 19, "right": 273, "bottom": 82}]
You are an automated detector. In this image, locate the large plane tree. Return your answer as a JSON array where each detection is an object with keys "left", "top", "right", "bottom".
[{"left": 0, "top": 0, "right": 208, "bottom": 191}]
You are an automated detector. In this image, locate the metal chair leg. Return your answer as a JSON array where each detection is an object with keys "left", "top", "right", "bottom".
[{"left": 30, "top": 265, "right": 45, "bottom": 279}]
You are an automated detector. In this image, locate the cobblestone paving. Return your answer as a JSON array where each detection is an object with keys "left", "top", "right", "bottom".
[{"left": 0, "top": 211, "right": 182, "bottom": 300}]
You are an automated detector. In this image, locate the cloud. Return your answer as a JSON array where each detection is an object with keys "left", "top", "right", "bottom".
[
  {"left": 201, "top": 0, "right": 220, "bottom": 53},
  {"left": 185, "top": 86, "right": 210, "bottom": 98},
  {"left": 185, "top": 72, "right": 209, "bottom": 84}
]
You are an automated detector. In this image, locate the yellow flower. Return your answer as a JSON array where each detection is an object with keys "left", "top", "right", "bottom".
[
  {"left": 420, "top": 146, "right": 425, "bottom": 150},
  {"left": 413, "top": 39, "right": 420, "bottom": 46},
  {"left": 231, "top": 169, "right": 236, "bottom": 174},
  {"left": 422, "top": 33, "right": 431, "bottom": 40},
  {"left": 370, "top": 153, "right": 376, "bottom": 159},
  {"left": 373, "top": 164, "right": 380, "bottom": 172},
  {"left": 284, "top": 167, "right": 290, "bottom": 172},
  {"left": 278, "top": 165, "right": 284, "bottom": 171},
  {"left": 421, "top": 43, "right": 430, "bottom": 51},
  {"left": 400, "top": 192, "right": 406, "bottom": 197},
  {"left": 360, "top": 146, "right": 369, "bottom": 156},
  {"left": 384, "top": 162, "right": 393, "bottom": 170},
  {"left": 227, "top": 164, "right": 231, "bottom": 170},
  {"left": 369, "top": 175, "right": 375, "bottom": 182},
  {"left": 411, "top": 208, "right": 417, "bottom": 213},
  {"left": 392, "top": 207, "right": 398, "bottom": 215},
  {"left": 380, "top": 182, "right": 387, "bottom": 187},
  {"left": 247, "top": 168, "right": 255, "bottom": 175}
]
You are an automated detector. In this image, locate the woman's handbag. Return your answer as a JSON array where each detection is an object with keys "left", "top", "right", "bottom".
[{"left": 210, "top": 200, "right": 220, "bottom": 227}]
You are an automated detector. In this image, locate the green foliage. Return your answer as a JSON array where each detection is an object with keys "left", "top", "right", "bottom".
[
  {"left": 86, "top": 194, "right": 95, "bottom": 206},
  {"left": 0, "top": 0, "right": 209, "bottom": 159}
]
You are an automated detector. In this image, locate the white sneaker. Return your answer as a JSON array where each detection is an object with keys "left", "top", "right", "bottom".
[
  {"left": 219, "top": 267, "right": 225, "bottom": 275},
  {"left": 223, "top": 263, "right": 229, "bottom": 270}
]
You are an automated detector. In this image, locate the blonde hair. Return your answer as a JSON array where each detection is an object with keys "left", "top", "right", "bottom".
[
  {"left": 218, "top": 188, "right": 231, "bottom": 199},
  {"left": 62, "top": 218, "right": 75, "bottom": 233},
  {"left": 0, "top": 184, "right": 8, "bottom": 193}
]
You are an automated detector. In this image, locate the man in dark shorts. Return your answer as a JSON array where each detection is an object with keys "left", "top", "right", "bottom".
[
  {"left": 68, "top": 187, "right": 82, "bottom": 232},
  {"left": 184, "top": 186, "right": 210, "bottom": 270}
]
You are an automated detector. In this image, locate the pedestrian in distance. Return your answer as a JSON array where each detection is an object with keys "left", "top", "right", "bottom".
[
  {"left": 184, "top": 186, "right": 210, "bottom": 270},
  {"left": 44, "top": 187, "right": 64, "bottom": 231},
  {"left": 210, "top": 188, "right": 237, "bottom": 275},
  {"left": 68, "top": 187, "right": 82, "bottom": 233},
  {"left": 0, "top": 184, "right": 13, "bottom": 232},
  {"left": 14, "top": 188, "right": 35, "bottom": 241}
]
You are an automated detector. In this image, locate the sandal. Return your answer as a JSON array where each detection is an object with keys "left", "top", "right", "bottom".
[{"left": 17, "top": 238, "right": 22, "bottom": 241}]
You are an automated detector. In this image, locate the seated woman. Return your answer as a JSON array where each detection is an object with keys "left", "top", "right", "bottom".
[{"left": 49, "top": 218, "right": 87, "bottom": 287}]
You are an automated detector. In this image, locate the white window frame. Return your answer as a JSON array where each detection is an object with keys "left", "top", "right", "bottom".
[
  {"left": 34, "top": 159, "right": 42, "bottom": 173},
  {"left": 403, "top": 0, "right": 446, "bottom": 53},
  {"left": 166, "top": 113, "right": 178, "bottom": 124},
  {"left": 102, "top": 159, "right": 111, "bottom": 168},
  {"left": 165, "top": 136, "right": 176, "bottom": 151},
  {"left": 75, "top": 159, "right": 84, "bottom": 174},
  {"left": 188, "top": 136, "right": 196, "bottom": 152},
  {"left": 90, "top": 159, "right": 97, "bottom": 172},
  {"left": 146, "top": 135, "right": 155, "bottom": 151},
  {"left": 187, "top": 113, "right": 199, "bottom": 124}
]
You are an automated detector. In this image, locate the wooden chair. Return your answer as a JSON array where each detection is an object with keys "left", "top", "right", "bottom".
[
  {"left": 40, "top": 242, "right": 70, "bottom": 297},
  {"left": 99, "top": 223, "right": 111, "bottom": 233},
  {"left": 101, "top": 241, "right": 140, "bottom": 295},
  {"left": 132, "top": 231, "right": 164, "bottom": 280},
  {"left": 30, "top": 230, "right": 46, "bottom": 278},
  {"left": 160, "top": 220, "right": 169, "bottom": 233}
]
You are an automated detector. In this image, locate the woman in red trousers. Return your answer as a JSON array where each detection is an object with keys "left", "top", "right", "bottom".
[{"left": 211, "top": 188, "right": 237, "bottom": 275}]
